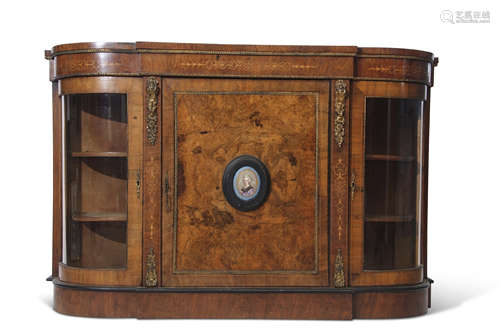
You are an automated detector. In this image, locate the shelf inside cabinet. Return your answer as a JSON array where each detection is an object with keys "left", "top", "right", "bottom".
[
  {"left": 71, "top": 152, "right": 127, "bottom": 158},
  {"left": 366, "top": 154, "right": 415, "bottom": 162},
  {"left": 72, "top": 212, "right": 127, "bottom": 223},
  {"left": 365, "top": 215, "right": 415, "bottom": 223}
]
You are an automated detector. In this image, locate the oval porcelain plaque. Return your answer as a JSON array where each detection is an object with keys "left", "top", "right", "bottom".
[
  {"left": 233, "top": 166, "right": 260, "bottom": 200},
  {"left": 222, "top": 155, "right": 270, "bottom": 211}
]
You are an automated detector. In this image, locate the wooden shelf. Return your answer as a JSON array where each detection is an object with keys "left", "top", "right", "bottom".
[
  {"left": 366, "top": 154, "right": 415, "bottom": 162},
  {"left": 365, "top": 215, "right": 415, "bottom": 223},
  {"left": 71, "top": 152, "right": 127, "bottom": 158},
  {"left": 72, "top": 212, "right": 127, "bottom": 222}
]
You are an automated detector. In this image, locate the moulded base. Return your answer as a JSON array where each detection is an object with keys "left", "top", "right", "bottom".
[{"left": 51, "top": 278, "right": 431, "bottom": 319}]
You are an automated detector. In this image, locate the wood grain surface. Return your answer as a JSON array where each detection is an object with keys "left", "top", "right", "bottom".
[
  {"left": 47, "top": 42, "right": 435, "bottom": 85},
  {"left": 48, "top": 42, "right": 436, "bottom": 318},
  {"left": 349, "top": 81, "right": 427, "bottom": 286},
  {"left": 162, "top": 78, "right": 329, "bottom": 286},
  {"left": 52, "top": 280, "right": 431, "bottom": 319},
  {"left": 58, "top": 77, "right": 143, "bottom": 286},
  {"left": 52, "top": 82, "right": 62, "bottom": 277},
  {"left": 330, "top": 80, "right": 350, "bottom": 287},
  {"left": 142, "top": 77, "right": 162, "bottom": 286},
  {"left": 54, "top": 284, "right": 353, "bottom": 319}
]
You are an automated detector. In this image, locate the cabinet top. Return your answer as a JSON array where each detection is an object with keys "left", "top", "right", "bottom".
[
  {"left": 45, "top": 42, "right": 437, "bottom": 85},
  {"left": 45, "top": 42, "right": 435, "bottom": 61}
]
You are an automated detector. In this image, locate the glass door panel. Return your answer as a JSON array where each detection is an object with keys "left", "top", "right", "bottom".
[
  {"left": 63, "top": 93, "right": 128, "bottom": 268},
  {"left": 363, "top": 98, "right": 423, "bottom": 270}
]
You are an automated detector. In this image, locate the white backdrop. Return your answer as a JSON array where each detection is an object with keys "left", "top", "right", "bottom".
[{"left": 1, "top": 0, "right": 499, "bottom": 333}]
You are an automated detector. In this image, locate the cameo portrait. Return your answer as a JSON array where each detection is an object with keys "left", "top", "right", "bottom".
[
  {"left": 222, "top": 155, "right": 270, "bottom": 211},
  {"left": 233, "top": 167, "right": 260, "bottom": 200}
]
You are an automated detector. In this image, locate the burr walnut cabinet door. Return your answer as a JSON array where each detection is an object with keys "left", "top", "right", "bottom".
[{"left": 162, "top": 78, "right": 329, "bottom": 287}]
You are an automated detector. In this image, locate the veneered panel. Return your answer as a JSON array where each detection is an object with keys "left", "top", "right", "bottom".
[
  {"left": 175, "top": 92, "right": 317, "bottom": 272},
  {"left": 162, "top": 79, "right": 329, "bottom": 286},
  {"left": 141, "top": 53, "right": 353, "bottom": 78}
]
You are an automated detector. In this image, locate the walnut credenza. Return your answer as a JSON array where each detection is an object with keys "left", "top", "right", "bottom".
[{"left": 45, "top": 42, "right": 438, "bottom": 319}]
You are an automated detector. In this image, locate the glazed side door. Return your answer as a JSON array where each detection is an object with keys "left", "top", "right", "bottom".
[
  {"left": 350, "top": 81, "right": 428, "bottom": 286},
  {"left": 161, "top": 78, "right": 330, "bottom": 287},
  {"left": 58, "top": 77, "right": 143, "bottom": 286}
]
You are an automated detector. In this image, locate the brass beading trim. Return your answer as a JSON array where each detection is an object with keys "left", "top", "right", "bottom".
[
  {"left": 53, "top": 72, "right": 432, "bottom": 86},
  {"left": 46, "top": 47, "right": 433, "bottom": 63}
]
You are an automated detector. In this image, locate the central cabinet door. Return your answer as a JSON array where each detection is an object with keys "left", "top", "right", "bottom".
[{"left": 162, "top": 79, "right": 329, "bottom": 286}]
